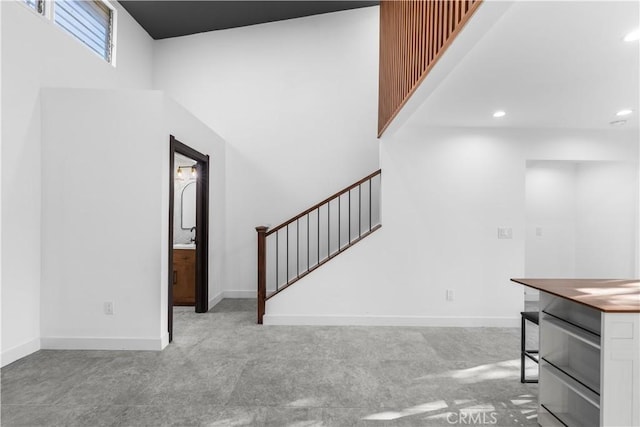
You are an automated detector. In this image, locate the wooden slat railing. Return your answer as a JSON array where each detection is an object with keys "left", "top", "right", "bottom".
[
  {"left": 378, "top": 0, "right": 482, "bottom": 136},
  {"left": 256, "top": 170, "right": 382, "bottom": 324}
]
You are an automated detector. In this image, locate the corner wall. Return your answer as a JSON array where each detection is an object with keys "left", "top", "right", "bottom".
[
  {"left": 525, "top": 162, "right": 577, "bottom": 278},
  {"left": 265, "top": 127, "right": 639, "bottom": 326},
  {"left": 152, "top": 7, "right": 381, "bottom": 297},
  {"left": 1, "top": 0, "right": 154, "bottom": 366},
  {"left": 574, "top": 162, "right": 637, "bottom": 277},
  {"left": 525, "top": 161, "right": 638, "bottom": 279},
  {"left": 39, "top": 89, "right": 226, "bottom": 351}
]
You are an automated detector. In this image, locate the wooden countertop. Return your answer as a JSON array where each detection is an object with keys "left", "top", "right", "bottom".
[{"left": 511, "top": 278, "right": 640, "bottom": 313}]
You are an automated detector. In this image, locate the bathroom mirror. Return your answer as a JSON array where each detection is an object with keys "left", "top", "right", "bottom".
[{"left": 181, "top": 181, "right": 196, "bottom": 229}]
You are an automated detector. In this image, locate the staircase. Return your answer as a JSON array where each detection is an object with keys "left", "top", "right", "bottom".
[{"left": 255, "top": 170, "right": 382, "bottom": 324}]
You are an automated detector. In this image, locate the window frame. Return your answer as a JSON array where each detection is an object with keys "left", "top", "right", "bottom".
[
  {"left": 22, "top": 0, "right": 118, "bottom": 66},
  {"left": 20, "top": 0, "right": 46, "bottom": 16}
]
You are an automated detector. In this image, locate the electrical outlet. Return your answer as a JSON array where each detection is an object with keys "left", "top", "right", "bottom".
[
  {"left": 104, "top": 302, "right": 114, "bottom": 315},
  {"left": 497, "top": 227, "right": 513, "bottom": 239},
  {"left": 536, "top": 227, "right": 543, "bottom": 237},
  {"left": 446, "top": 289, "right": 454, "bottom": 301}
]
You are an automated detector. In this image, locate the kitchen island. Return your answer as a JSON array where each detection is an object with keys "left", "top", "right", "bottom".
[{"left": 511, "top": 278, "right": 640, "bottom": 427}]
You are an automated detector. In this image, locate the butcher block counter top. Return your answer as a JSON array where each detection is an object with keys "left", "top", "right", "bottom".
[{"left": 511, "top": 278, "right": 640, "bottom": 313}]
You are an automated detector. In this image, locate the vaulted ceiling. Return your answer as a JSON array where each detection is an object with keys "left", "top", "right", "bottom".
[
  {"left": 119, "top": 1, "right": 638, "bottom": 132},
  {"left": 120, "top": 1, "right": 379, "bottom": 40}
]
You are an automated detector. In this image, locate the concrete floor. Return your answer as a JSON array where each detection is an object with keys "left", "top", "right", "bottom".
[{"left": 1, "top": 299, "right": 538, "bottom": 426}]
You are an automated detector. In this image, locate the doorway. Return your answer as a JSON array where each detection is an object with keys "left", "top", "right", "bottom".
[
  {"left": 169, "top": 135, "right": 210, "bottom": 342},
  {"left": 524, "top": 160, "right": 637, "bottom": 280}
]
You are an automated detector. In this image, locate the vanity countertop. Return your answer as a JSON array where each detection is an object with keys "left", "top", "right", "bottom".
[
  {"left": 173, "top": 243, "right": 196, "bottom": 250},
  {"left": 511, "top": 278, "right": 640, "bottom": 313}
]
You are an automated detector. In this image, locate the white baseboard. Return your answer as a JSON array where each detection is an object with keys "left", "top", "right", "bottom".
[
  {"left": 263, "top": 315, "right": 520, "bottom": 328},
  {"left": 1, "top": 338, "right": 41, "bottom": 367},
  {"left": 208, "top": 290, "right": 256, "bottom": 308},
  {"left": 40, "top": 336, "right": 165, "bottom": 351},
  {"left": 160, "top": 332, "right": 169, "bottom": 350},
  {"left": 222, "top": 290, "right": 255, "bottom": 299},
  {"left": 208, "top": 292, "right": 224, "bottom": 310}
]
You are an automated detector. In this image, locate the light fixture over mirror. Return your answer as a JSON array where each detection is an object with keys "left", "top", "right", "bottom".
[{"left": 176, "top": 165, "right": 197, "bottom": 179}]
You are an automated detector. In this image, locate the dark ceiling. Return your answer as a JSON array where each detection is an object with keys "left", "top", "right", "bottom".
[{"left": 120, "top": 1, "right": 380, "bottom": 40}]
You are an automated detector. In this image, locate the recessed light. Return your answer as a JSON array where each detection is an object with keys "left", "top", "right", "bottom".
[
  {"left": 624, "top": 29, "right": 640, "bottom": 42},
  {"left": 493, "top": 110, "right": 506, "bottom": 118},
  {"left": 616, "top": 109, "right": 633, "bottom": 116},
  {"left": 610, "top": 119, "right": 627, "bottom": 127}
]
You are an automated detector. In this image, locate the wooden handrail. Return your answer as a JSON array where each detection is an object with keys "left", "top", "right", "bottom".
[
  {"left": 255, "top": 226, "right": 268, "bottom": 324},
  {"left": 266, "top": 169, "right": 382, "bottom": 236},
  {"left": 265, "top": 224, "right": 382, "bottom": 301},
  {"left": 255, "top": 170, "right": 382, "bottom": 324}
]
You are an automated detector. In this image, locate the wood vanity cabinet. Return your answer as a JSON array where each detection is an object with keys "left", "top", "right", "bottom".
[{"left": 173, "top": 249, "right": 195, "bottom": 305}]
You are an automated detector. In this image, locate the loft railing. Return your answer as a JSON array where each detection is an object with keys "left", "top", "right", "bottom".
[
  {"left": 256, "top": 170, "right": 382, "bottom": 324},
  {"left": 378, "top": 0, "right": 482, "bottom": 136}
]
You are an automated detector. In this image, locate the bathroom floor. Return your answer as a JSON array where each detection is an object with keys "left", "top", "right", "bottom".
[{"left": 1, "top": 299, "right": 538, "bottom": 426}]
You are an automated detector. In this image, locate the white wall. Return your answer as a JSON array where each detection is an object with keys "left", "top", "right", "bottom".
[
  {"left": 525, "top": 161, "right": 637, "bottom": 280},
  {"left": 153, "top": 7, "right": 380, "bottom": 297},
  {"left": 525, "top": 162, "right": 578, "bottom": 278},
  {"left": 1, "top": 0, "right": 154, "bottom": 365},
  {"left": 574, "top": 162, "right": 638, "bottom": 277},
  {"left": 39, "top": 89, "right": 226, "bottom": 350},
  {"left": 265, "top": 128, "right": 638, "bottom": 326},
  {"left": 40, "top": 89, "right": 164, "bottom": 348}
]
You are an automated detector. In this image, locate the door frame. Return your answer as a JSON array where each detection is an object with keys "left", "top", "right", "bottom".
[{"left": 169, "top": 135, "right": 210, "bottom": 342}]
